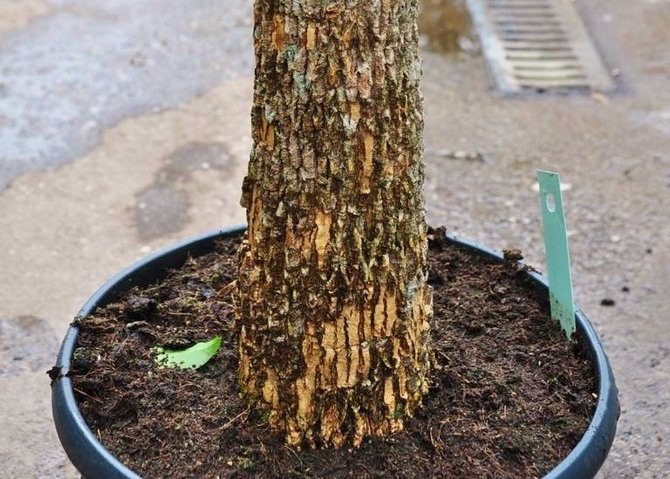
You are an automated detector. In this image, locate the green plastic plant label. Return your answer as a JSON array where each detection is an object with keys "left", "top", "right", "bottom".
[{"left": 537, "top": 170, "right": 576, "bottom": 339}]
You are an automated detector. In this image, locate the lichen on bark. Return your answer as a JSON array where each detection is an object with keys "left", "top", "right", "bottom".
[{"left": 235, "top": 0, "right": 432, "bottom": 448}]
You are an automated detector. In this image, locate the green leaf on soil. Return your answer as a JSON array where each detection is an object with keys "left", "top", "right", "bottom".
[{"left": 153, "top": 336, "right": 221, "bottom": 369}]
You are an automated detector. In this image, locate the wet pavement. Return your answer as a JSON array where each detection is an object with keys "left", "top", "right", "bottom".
[
  {"left": 0, "top": 0, "right": 668, "bottom": 477},
  {"left": 0, "top": 0, "right": 253, "bottom": 189}
]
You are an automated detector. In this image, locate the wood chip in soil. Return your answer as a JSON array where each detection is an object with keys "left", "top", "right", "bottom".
[{"left": 70, "top": 230, "right": 596, "bottom": 478}]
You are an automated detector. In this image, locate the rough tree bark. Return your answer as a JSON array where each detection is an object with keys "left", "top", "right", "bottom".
[{"left": 236, "top": 0, "right": 431, "bottom": 448}]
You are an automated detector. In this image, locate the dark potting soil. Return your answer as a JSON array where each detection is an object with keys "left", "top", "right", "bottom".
[{"left": 70, "top": 230, "right": 596, "bottom": 478}]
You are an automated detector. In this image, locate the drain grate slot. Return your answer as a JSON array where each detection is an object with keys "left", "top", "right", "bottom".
[{"left": 467, "top": 0, "right": 614, "bottom": 93}]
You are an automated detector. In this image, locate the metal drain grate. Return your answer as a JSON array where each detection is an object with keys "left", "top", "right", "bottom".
[{"left": 466, "top": 0, "right": 615, "bottom": 94}]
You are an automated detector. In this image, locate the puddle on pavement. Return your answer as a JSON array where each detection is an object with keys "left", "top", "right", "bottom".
[
  {"left": 419, "top": 0, "right": 475, "bottom": 55},
  {"left": 134, "top": 141, "right": 232, "bottom": 240},
  {"left": 0, "top": 0, "right": 253, "bottom": 191},
  {"left": 0, "top": 316, "right": 59, "bottom": 374}
]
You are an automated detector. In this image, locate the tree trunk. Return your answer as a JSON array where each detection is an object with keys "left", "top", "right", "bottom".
[{"left": 236, "top": 0, "right": 431, "bottom": 448}]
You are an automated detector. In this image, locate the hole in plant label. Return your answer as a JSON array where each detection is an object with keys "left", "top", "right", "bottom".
[{"left": 546, "top": 192, "right": 556, "bottom": 212}]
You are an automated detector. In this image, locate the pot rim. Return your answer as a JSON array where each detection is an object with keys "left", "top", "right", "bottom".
[{"left": 52, "top": 226, "right": 619, "bottom": 479}]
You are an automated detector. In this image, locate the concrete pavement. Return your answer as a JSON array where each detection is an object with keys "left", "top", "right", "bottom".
[{"left": 0, "top": 0, "right": 668, "bottom": 477}]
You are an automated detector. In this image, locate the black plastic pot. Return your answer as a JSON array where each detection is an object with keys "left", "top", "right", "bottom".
[{"left": 52, "top": 226, "right": 619, "bottom": 479}]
